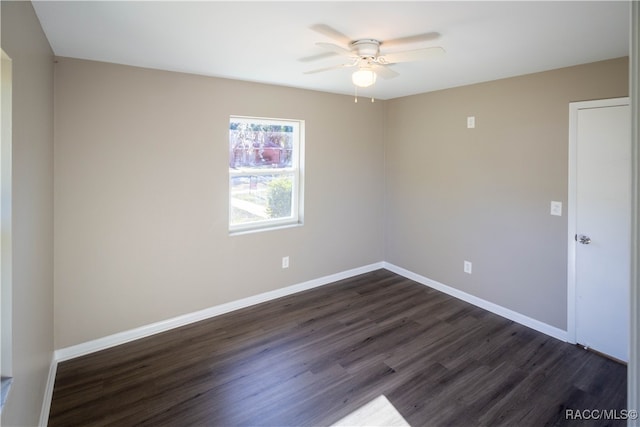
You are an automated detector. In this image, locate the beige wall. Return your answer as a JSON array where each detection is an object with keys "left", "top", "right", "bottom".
[
  {"left": 54, "top": 57, "right": 628, "bottom": 347},
  {"left": 53, "top": 58, "right": 386, "bottom": 348},
  {"left": 0, "top": 1, "right": 54, "bottom": 426},
  {"left": 385, "top": 57, "right": 628, "bottom": 330}
]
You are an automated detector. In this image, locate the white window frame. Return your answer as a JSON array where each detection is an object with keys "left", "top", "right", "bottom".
[{"left": 228, "top": 116, "right": 304, "bottom": 234}]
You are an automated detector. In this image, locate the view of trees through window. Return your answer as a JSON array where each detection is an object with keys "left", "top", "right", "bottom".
[{"left": 229, "top": 118, "right": 301, "bottom": 231}]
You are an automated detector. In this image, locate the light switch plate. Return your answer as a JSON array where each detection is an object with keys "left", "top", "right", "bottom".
[{"left": 550, "top": 201, "right": 562, "bottom": 216}]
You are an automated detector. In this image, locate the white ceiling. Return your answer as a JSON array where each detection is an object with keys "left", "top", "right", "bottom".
[{"left": 32, "top": 1, "right": 630, "bottom": 100}]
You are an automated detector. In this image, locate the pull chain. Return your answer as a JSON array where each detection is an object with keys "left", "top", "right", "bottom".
[{"left": 353, "top": 86, "right": 375, "bottom": 103}]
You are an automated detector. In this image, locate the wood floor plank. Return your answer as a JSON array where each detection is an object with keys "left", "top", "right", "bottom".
[{"left": 48, "top": 269, "right": 627, "bottom": 426}]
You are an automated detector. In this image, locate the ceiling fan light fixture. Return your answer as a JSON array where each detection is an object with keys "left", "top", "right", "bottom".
[{"left": 352, "top": 68, "right": 377, "bottom": 88}]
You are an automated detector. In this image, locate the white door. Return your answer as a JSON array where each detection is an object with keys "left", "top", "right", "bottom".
[{"left": 568, "top": 97, "right": 630, "bottom": 362}]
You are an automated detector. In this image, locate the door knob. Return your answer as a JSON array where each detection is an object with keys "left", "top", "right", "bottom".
[{"left": 578, "top": 235, "right": 592, "bottom": 245}]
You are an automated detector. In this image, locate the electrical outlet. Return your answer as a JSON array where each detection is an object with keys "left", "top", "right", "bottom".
[
  {"left": 464, "top": 261, "right": 472, "bottom": 274},
  {"left": 282, "top": 256, "right": 289, "bottom": 269},
  {"left": 467, "top": 116, "right": 476, "bottom": 129}
]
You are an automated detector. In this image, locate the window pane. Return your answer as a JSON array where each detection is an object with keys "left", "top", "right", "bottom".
[
  {"left": 230, "top": 121, "right": 294, "bottom": 169},
  {"left": 230, "top": 173, "right": 294, "bottom": 227}
]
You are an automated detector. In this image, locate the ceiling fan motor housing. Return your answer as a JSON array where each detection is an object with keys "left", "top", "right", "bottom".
[{"left": 351, "top": 39, "right": 380, "bottom": 58}]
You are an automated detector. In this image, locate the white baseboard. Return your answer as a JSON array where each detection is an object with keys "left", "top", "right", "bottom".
[
  {"left": 383, "top": 262, "right": 568, "bottom": 342},
  {"left": 46, "top": 260, "right": 567, "bottom": 425},
  {"left": 39, "top": 355, "right": 57, "bottom": 427},
  {"left": 54, "top": 260, "right": 567, "bottom": 362},
  {"left": 54, "top": 262, "right": 385, "bottom": 362}
]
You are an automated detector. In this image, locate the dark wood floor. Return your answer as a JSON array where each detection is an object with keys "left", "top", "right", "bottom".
[{"left": 48, "top": 269, "right": 627, "bottom": 426}]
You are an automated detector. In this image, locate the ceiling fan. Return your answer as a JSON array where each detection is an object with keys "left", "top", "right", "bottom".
[{"left": 303, "top": 24, "right": 445, "bottom": 88}]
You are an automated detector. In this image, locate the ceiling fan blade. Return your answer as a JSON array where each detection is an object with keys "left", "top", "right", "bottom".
[
  {"left": 303, "top": 63, "right": 355, "bottom": 75},
  {"left": 380, "top": 47, "right": 445, "bottom": 64},
  {"left": 298, "top": 51, "right": 338, "bottom": 63},
  {"left": 373, "top": 64, "right": 399, "bottom": 80},
  {"left": 382, "top": 32, "right": 441, "bottom": 48},
  {"left": 310, "top": 24, "right": 352, "bottom": 46},
  {"left": 316, "top": 42, "right": 354, "bottom": 57}
]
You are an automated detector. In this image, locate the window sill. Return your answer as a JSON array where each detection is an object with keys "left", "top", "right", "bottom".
[{"left": 229, "top": 222, "right": 303, "bottom": 237}]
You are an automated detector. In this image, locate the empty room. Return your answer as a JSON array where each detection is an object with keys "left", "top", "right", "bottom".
[{"left": 1, "top": 1, "right": 639, "bottom": 426}]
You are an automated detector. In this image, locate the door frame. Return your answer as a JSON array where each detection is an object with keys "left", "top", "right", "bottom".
[{"left": 567, "top": 96, "right": 630, "bottom": 345}]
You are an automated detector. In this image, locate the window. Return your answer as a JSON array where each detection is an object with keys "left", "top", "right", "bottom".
[{"left": 229, "top": 116, "right": 304, "bottom": 233}]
